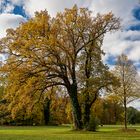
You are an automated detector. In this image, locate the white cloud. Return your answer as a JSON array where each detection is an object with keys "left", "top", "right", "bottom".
[
  {"left": 103, "top": 31, "right": 130, "bottom": 55},
  {"left": 137, "top": 69, "right": 140, "bottom": 76},
  {"left": 0, "top": 13, "right": 26, "bottom": 38},
  {"left": 2, "top": 3, "right": 14, "bottom": 13},
  {"left": 0, "top": 0, "right": 4, "bottom": 6},
  {"left": 23, "top": 0, "right": 91, "bottom": 17},
  {"left": 90, "top": 0, "right": 138, "bottom": 26},
  {"left": 128, "top": 99, "right": 140, "bottom": 110},
  {"left": 128, "top": 45, "right": 140, "bottom": 61},
  {"left": 90, "top": 0, "right": 140, "bottom": 72},
  {"left": 103, "top": 30, "right": 140, "bottom": 62},
  {"left": 10, "top": 0, "right": 25, "bottom": 5}
]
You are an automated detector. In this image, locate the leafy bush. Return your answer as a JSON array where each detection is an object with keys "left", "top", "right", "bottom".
[{"left": 88, "top": 115, "right": 99, "bottom": 131}]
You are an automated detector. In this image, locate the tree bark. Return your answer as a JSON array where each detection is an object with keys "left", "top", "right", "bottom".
[
  {"left": 83, "top": 91, "right": 98, "bottom": 130},
  {"left": 124, "top": 96, "right": 127, "bottom": 129},
  {"left": 69, "top": 84, "right": 83, "bottom": 130},
  {"left": 44, "top": 98, "right": 51, "bottom": 125},
  {"left": 114, "top": 104, "right": 117, "bottom": 124}
]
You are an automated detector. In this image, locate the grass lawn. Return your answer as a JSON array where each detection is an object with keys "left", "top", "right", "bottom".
[{"left": 0, "top": 125, "right": 140, "bottom": 140}]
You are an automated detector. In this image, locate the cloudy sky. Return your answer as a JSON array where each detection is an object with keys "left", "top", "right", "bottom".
[{"left": 0, "top": 0, "right": 140, "bottom": 106}]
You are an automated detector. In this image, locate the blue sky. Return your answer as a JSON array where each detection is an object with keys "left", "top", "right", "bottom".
[{"left": 0, "top": 0, "right": 140, "bottom": 108}]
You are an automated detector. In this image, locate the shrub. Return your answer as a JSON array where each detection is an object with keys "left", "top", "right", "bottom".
[{"left": 88, "top": 115, "right": 99, "bottom": 131}]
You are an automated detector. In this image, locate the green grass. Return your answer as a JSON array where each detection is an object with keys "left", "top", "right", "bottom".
[{"left": 0, "top": 125, "right": 140, "bottom": 140}]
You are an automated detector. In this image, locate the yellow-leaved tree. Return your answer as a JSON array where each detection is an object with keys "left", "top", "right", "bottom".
[{"left": 0, "top": 5, "right": 120, "bottom": 130}]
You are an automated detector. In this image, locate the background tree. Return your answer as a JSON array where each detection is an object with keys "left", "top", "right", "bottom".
[
  {"left": 0, "top": 6, "right": 120, "bottom": 130},
  {"left": 0, "top": 74, "right": 71, "bottom": 125},
  {"left": 103, "top": 95, "right": 123, "bottom": 124},
  {"left": 0, "top": 73, "right": 11, "bottom": 124},
  {"left": 111, "top": 54, "right": 140, "bottom": 130},
  {"left": 135, "top": 108, "right": 140, "bottom": 123},
  {"left": 127, "top": 106, "right": 137, "bottom": 125},
  {"left": 92, "top": 97, "right": 123, "bottom": 125}
]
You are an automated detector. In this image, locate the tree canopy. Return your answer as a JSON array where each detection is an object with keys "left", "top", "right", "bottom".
[{"left": 0, "top": 5, "right": 120, "bottom": 130}]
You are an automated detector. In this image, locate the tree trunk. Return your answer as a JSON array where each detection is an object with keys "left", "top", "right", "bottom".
[
  {"left": 69, "top": 84, "right": 83, "bottom": 130},
  {"left": 44, "top": 98, "right": 51, "bottom": 125},
  {"left": 83, "top": 103, "right": 90, "bottom": 130},
  {"left": 114, "top": 105, "right": 117, "bottom": 124},
  {"left": 124, "top": 97, "right": 127, "bottom": 129},
  {"left": 83, "top": 91, "right": 97, "bottom": 130}
]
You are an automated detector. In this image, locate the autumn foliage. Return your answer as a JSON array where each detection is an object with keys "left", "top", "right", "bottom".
[{"left": 0, "top": 5, "right": 121, "bottom": 130}]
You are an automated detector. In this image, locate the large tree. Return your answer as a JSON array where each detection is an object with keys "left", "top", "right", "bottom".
[
  {"left": 111, "top": 54, "right": 140, "bottom": 130},
  {"left": 79, "top": 47, "right": 120, "bottom": 129},
  {"left": 0, "top": 6, "right": 120, "bottom": 130}
]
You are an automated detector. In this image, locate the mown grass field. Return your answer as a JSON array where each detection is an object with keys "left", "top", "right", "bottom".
[{"left": 0, "top": 125, "right": 140, "bottom": 140}]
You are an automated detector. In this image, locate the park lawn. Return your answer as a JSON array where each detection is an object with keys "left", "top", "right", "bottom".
[{"left": 0, "top": 125, "right": 140, "bottom": 140}]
